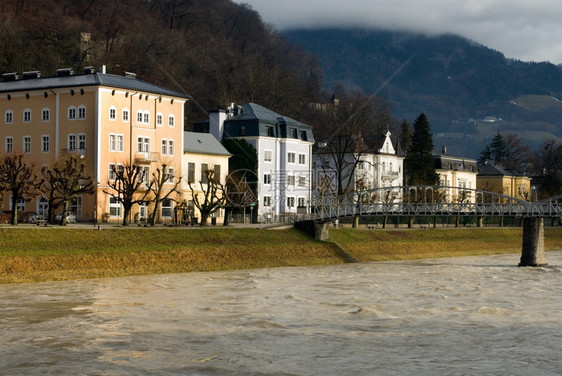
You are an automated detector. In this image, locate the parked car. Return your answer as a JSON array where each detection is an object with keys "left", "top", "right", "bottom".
[
  {"left": 28, "top": 214, "right": 46, "bottom": 224},
  {"left": 55, "top": 212, "right": 76, "bottom": 224}
]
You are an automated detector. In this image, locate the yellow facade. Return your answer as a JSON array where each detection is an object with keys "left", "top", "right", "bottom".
[
  {"left": 0, "top": 70, "right": 187, "bottom": 223},
  {"left": 477, "top": 175, "right": 533, "bottom": 201}
]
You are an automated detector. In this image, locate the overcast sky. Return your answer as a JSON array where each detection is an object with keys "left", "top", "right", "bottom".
[{"left": 234, "top": 0, "right": 562, "bottom": 64}]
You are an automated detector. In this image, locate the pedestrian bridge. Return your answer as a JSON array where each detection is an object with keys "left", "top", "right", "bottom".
[
  {"left": 301, "top": 185, "right": 560, "bottom": 267},
  {"left": 311, "top": 185, "right": 562, "bottom": 221}
]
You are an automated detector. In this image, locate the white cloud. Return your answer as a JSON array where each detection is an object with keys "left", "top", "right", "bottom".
[{"left": 235, "top": 0, "right": 562, "bottom": 63}]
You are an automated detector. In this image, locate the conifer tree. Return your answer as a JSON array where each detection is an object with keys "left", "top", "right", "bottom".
[{"left": 404, "top": 113, "right": 439, "bottom": 186}]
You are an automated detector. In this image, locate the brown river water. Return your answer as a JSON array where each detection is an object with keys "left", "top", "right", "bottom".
[{"left": 2, "top": 252, "right": 562, "bottom": 375}]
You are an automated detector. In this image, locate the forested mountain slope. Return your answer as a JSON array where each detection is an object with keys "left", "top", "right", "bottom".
[{"left": 284, "top": 28, "right": 562, "bottom": 156}]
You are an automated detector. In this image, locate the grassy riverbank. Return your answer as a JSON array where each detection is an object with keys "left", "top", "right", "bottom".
[{"left": 1, "top": 226, "right": 561, "bottom": 283}]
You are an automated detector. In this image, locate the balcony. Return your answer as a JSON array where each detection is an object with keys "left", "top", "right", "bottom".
[
  {"left": 381, "top": 171, "right": 400, "bottom": 182},
  {"left": 135, "top": 152, "right": 160, "bottom": 164},
  {"left": 61, "top": 148, "right": 87, "bottom": 158}
]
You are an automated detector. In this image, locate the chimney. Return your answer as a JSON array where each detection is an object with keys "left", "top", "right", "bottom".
[
  {"left": 100, "top": 65, "right": 106, "bottom": 74},
  {"left": 209, "top": 110, "right": 228, "bottom": 140},
  {"left": 442, "top": 145, "right": 447, "bottom": 154}
]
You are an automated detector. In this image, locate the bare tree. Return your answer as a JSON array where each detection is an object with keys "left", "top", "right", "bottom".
[
  {"left": 42, "top": 156, "right": 95, "bottom": 225},
  {"left": 104, "top": 164, "right": 152, "bottom": 226},
  {"left": 148, "top": 163, "right": 182, "bottom": 226},
  {"left": 0, "top": 154, "right": 42, "bottom": 225},
  {"left": 314, "top": 92, "right": 391, "bottom": 197},
  {"left": 189, "top": 169, "right": 226, "bottom": 226}
]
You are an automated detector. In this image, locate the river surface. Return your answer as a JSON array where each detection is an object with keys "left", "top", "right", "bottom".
[{"left": 2, "top": 252, "right": 562, "bottom": 375}]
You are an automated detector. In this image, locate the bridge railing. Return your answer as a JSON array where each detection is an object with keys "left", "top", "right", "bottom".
[{"left": 310, "top": 185, "right": 562, "bottom": 221}]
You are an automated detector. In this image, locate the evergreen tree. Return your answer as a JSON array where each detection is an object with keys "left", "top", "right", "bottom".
[
  {"left": 398, "top": 119, "right": 411, "bottom": 155},
  {"left": 404, "top": 113, "right": 439, "bottom": 186},
  {"left": 490, "top": 131, "right": 507, "bottom": 164}
]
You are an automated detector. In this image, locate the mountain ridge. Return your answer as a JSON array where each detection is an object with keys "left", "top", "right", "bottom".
[{"left": 283, "top": 28, "right": 562, "bottom": 157}]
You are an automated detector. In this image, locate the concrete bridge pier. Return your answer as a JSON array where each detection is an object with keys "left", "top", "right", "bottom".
[
  {"left": 519, "top": 217, "right": 547, "bottom": 267},
  {"left": 294, "top": 220, "right": 330, "bottom": 241}
]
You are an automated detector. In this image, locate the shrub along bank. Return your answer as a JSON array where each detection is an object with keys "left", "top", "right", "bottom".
[{"left": 1, "top": 227, "right": 561, "bottom": 283}]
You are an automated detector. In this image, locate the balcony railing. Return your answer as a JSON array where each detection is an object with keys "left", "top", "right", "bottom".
[
  {"left": 135, "top": 151, "right": 160, "bottom": 164},
  {"left": 381, "top": 171, "right": 400, "bottom": 182},
  {"left": 61, "top": 148, "right": 87, "bottom": 157}
]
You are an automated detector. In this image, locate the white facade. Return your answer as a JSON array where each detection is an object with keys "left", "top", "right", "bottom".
[
  {"left": 198, "top": 103, "right": 314, "bottom": 221},
  {"left": 313, "top": 131, "right": 404, "bottom": 200}
]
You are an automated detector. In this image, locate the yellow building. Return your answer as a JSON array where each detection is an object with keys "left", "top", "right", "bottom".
[
  {"left": 477, "top": 162, "right": 533, "bottom": 201},
  {"left": 0, "top": 68, "right": 189, "bottom": 223},
  {"left": 182, "top": 132, "right": 231, "bottom": 225}
]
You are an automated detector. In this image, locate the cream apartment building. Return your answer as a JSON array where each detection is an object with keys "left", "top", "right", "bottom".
[
  {"left": 182, "top": 131, "right": 231, "bottom": 224},
  {"left": 0, "top": 67, "right": 189, "bottom": 223}
]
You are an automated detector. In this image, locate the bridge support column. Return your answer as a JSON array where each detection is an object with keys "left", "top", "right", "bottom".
[
  {"left": 477, "top": 217, "right": 484, "bottom": 228},
  {"left": 519, "top": 217, "right": 547, "bottom": 267}
]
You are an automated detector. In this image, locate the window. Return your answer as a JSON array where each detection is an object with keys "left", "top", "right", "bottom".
[
  {"left": 288, "top": 152, "right": 296, "bottom": 163},
  {"left": 143, "top": 111, "right": 150, "bottom": 124},
  {"left": 161, "top": 198, "right": 173, "bottom": 217},
  {"left": 122, "top": 108, "right": 129, "bottom": 122},
  {"left": 201, "top": 163, "right": 209, "bottom": 184},
  {"left": 42, "top": 108, "right": 50, "bottom": 121},
  {"left": 168, "top": 115, "right": 175, "bottom": 127},
  {"left": 109, "top": 134, "right": 116, "bottom": 151},
  {"left": 298, "top": 197, "right": 306, "bottom": 207},
  {"left": 264, "top": 174, "right": 271, "bottom": 185},
  {"left": 23, "top": 136, "right": 31, "bottom": 153},
  {"left": 213, "top": 165, "right": 221, "bottom": 180},
  {"left": 137, "top": 137, "right": 149, "bottom": 152},
  {"left": 9, "top": 196, "right": 25, "bottom": 212},
  {"left": 109, "top": 106, "right": 116, "bottom": 120},
  {"left": 358, "top": 161, "right": 364, "bottom": 170},
  {"left": 41, "top": 135, "right": 50, "bottom": 153},
  {"left": 5, "top": 110, "right": 13, "bottom": 124},
  {"left": 168, "top": 140, "right": 174, "bottom": 156},
  {"left": 68, "top": 106, "right": 76, "bottom": 120},
  {"left": 156, "top": 113, "right": 163, "bottom": 126},
  {"left": 239, "top": 126, "right": 245, "bottom": 136},
  {"left": 140, "top": 166, "right": 150, "bottom": 186},
  {"left": 109, "top": 197, "right": 122, "bottom": 217},
  {"left": 68, "top": 134, "right": 76, "bottom": 151},
  {"left": 266, "top": 126, "right": 274, "bottom": 137},
  {"left": 298, "top": 176, "right": 306, "bottom": 187},
  {"left": 300, "top": 130, "right": 308, "bottom": 141},
  {"left": 78, "top": 106, "right": 86, "bottom": 119},
  {"left": 264, "top": 150, "right": 272, "bottom": 162},
  {"left": 108, "top": 164, "right": 116, "bottom": 180},
  {"left": 288, "top": 175, "right": 295, "bottom": 186},
  {"left": 290, "top": 128, "right": 298, "bottom": 138},
  {"left": 299, "top": 154, "right": 306, "bottom": 165},
  {"left": 115, "top": 134, "right": 122, "bottom": 152},
  {"left": 167, "top": 167, "right": 175, "bottom": 183},
  {"left": 78, "top": 134, "right": 86, "bottom": 151},
  {"left": 136, "top": 111, "right": 143, "bottom": 123},
  {"left": 287, "top": 197, "right": 295, "bottom": 208},
  {"left": 23, "top": 109, "right": 31, "bottom": 123},
  {"left": 187, "top": 163, "right": 195, "bottom": 184},
  {"left": 5, "top": 137, "right": 13, "bottom": 153},
  {"left": 161, "top": 139, "right": 167, "bottom": 155},
  {"left": 263, "top": 196, "right": 272, "bottom": 207},
  {"left": 70, "top": 196, "right": 82, "bottom": 218}
]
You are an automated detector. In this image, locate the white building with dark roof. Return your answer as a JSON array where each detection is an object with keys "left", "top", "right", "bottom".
[{"left": 194, "top": 103, "right": 315, "bottom": 221}]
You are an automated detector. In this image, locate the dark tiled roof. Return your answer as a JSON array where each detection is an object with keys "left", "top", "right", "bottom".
[
  {"left": 477, "top": 163, "right": 523, "bottom": 177},
  {"left": 0, "top": 71, "right": 191, "bottom": 99},
  {"left": 222, "top": 103, "right": 314, "bottom": 141}
]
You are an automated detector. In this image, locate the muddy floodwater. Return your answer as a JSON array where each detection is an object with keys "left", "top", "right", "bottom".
[{"left": 2, "top": 252, "right": 562, "bottom": 375}]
